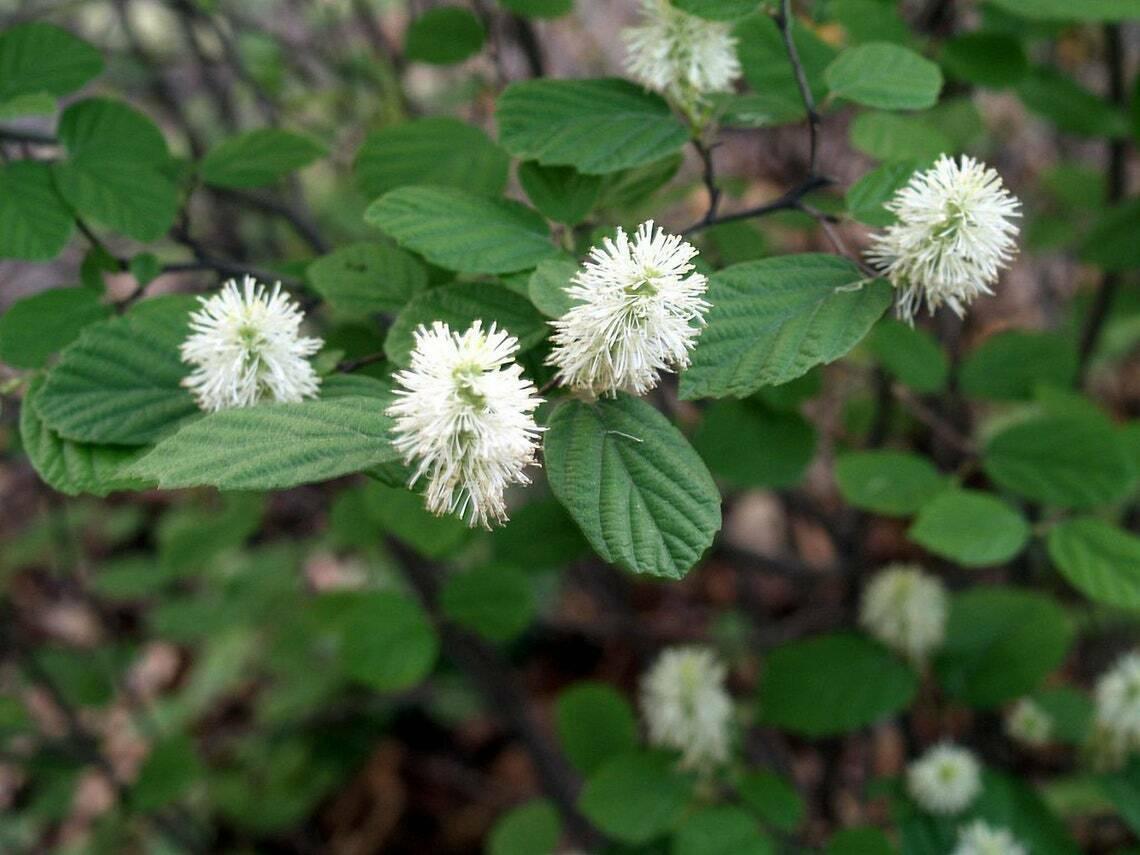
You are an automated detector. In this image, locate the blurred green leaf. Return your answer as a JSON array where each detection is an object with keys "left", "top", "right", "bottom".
[
  {"left": 826, "top": 43, "right": 942, "bottom": 110},
  {"left": 200, "top": 128, "right": 325, "bottom": 188},
  {"left": 405, "top": 7, "right": 485, "bottom": 65},
  {"left": 0, "top": 161, "right": 74, "bottom": 260},
  {"left": 488, "top": 799, "right": 562, "bottom": 855},
  {"left": 738, "top": 769, "right": 805, "bottom": 833},
  {"left": 908, "top": 489, "right": 1030, "bottom": 566},
  {"left": 555, "top": 682, "right": 638, "bottom": 776},
  {"left": 693, "top": 399, "right": 816, "bottom": 489},
  {"left": 836, "top": 450, "right": 947, "bottom": 517},
  {"left": 844, "top": 159, "right": 923, "bottom": 227},
  {"left": 0, "top": 22, "right": 103, "bottom": 102},
  {"left": 672, "top": 805, "right": 773, "bottom": 855},
  {"left": 0, "top": 287, "right": 110, "bottom": 369},
  {"left": 517, "top": 161, "right": 602, "bottom": 224},
  {"left": 578, "top": 751, "right": 692, "bottom": 844},
  {"left": 865, "top": 318, "right": 948, "bottom": 393},
  {"left": 959, "top": 331, "right": 1078, "bottom": 400},
  {"left": 307, "top": 240, "right": 428, "bottom": 317},
  {"left": 441, "top": 564, "right": 534, "bottom": 642},
  {"left": 1047, "top": 517, "right": 1140, "bottom": 608},
  {"left": 940, "top": 32, "right": 1028, "bottom": 86}
]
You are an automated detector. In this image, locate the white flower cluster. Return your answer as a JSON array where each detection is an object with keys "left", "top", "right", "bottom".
[
  {"left": 1093, "top": 650, "right": 1140, "bottom": 764},
  {"left": 951, "top": 820, "right": 1028, "bottom": 855},
  {"left": 549, "top": 220, "right": 709, "bottom": 397},
  {"left": 640, "top": 646, "right": 733, "bottom": 772},
  {"left": 906, "top": 743, "right": 982, "bottom": 816},
  {"left": 623, "top": 0, "right": 740, "bottom": 111},
  {"left": 387, "top": 321, "right": 543, "bottom": 529},
  {"left": 180, "top": 276, "right": 322, "bottom": 412},
  {"left": 867, "top": 155, "right": 1020, "bottom": 325},
  {"left": 1005, "top": 697, "right": 1053, "bottom": 748},
  {"left": 859, "top": 564, "right": 948, "bottom": 663}
]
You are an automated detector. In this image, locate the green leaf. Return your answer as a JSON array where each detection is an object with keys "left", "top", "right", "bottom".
[
  {"left": 578, "top": 751, "right": 692, "bottom": 844},
  {"left": 363, "top": 482, "right": 472, "bottom": 559},
  {"left": 940, "top": 33, "right": 1028, "bottom": 87},
  {"left": 959, "top": 331, "right": 1077, "bottom": 400},
  {"left": 1101, "top": 758, "right": 1140, "bottom": 835},
  {"left": 0, "top": 91, "right": 55, "bottom": 119},
  {"left": 306, "top": 241, "right": 427, "bottom": 317},
  {"left": 597, "top": 153, "right": 684, "bottom": 209},
  {"left": 936, "top": 587, "right": 1073, "bottom": 708},
  {"left": 693, "top": 399, "right": 816, "bottom": 489},
  {"left": 132, "top": 736, "right": 201, "bottom": 812},
  {"left": 844, "top": 159, "right": 924, "bottom": 227},
  {"left": 488, "top": 800, "right": 562, "bottom": 855},
  {"left": 738, "top": 770, "right": 805, "bottom": 833},
  {"left": 759, "top": 633, "right": 918, "bottom": 737},
  {"left": 0, "top": 287, "right": 110, "bottom": 369},
  {"left": 1081, "top": 198, "right": 1140, "bottom": 272},
  {"left": 827, "top": 0, "right": 910, "bottom": 44},
  {"left": 670, "top": 0, "right": 758, "bottom": 20},
  {"left": 440, "top": 564, "right": 534, "bottom": 642},
  {"left": 1047, "top": 517, "right": 1140, "bottom": 609},
  {"left": 734, "top": 13, "right": 835, "bottom": 117},
  {"left": 907, "top": 489, "right": 1030, "bottom": 566},
  {"left": 835, "top": 451, "right": 947, "bottom": 517},
  {"left": 827, "top": 827, "right": 896, "bottom": 855},
  {"left": 20, "top": 378, "right": 146, "bottom": 497},
  {"left": 498, "top": 0, "right": 573, "bottom": 18},
  {"left": 544, "top": 395, "right": 721, "bottom": 579},
  {"left": 52, "top": 98, "right": 179, "bottom": 242},
  {"left": 1018, "top": 66, "right": 1127, "bottom": 138},
  {"left": 384, "top": 282, "right": 548, "bottom": 367},
  {"left": 527, "top": 257, "right": 578, "bottom": 318},
  {"left": 405, "top": 7, "right": 485, "bottom": 65},
  {"left": 325, "top": 591, "right": 439, "bottom": 692},
  {"left": 0, "top": 161, "right": 74, "bottom": 260},
  {"left": 491, "top": 498, "right": 591, "bottom": 569},
  {"left": 825, "top": 43, "right": 943, "bottom": 110},
  {"left": 865, "top": 318, "right": 948, "bottom": 393},
  {"left": 356, "top": 117, "right": 509, "bottom": 200},
  {"left": 672, "top": 806, "right": 773, "bottom": 855},
  {"left": 972, "top": 771, "right": 1080, "bottom": 855},
  {"left": 36, "top": 295, "right": 197, "bottom": 445},
  {"left": 1033, "top": 686, "right": 1093, "bottom": 744},
  {"left": 987, "top": 0, "right": 1140, "bottom": 21},
  {"left": 849, "top": 111, "right": 953, "bottom": 161},
  {"left": 555, "top": 682, "right": 638, "bottom": 775},
  {"left": 680, "top": 255, "right": 891, "bottom": 399},
  {"left": 497, "top": 78, "right": 689, "bottom": 175},
  {"left": 365, "top": 185, "right": 557, "bottom": 275},
  {"left": 0, "top": 22, "right": 103, "bottom": 102},
  {"left": 517, "top": 161, "right": 602, "bottom": 224},
  {"left": 983, "top": 414, "right": 1134, "bottom": 509},
  {"left": 200, "top": 129, "right": 325, "bottom": 188},
  {"left": 129, "top": 394, "right": 398, "bottom": 491}
]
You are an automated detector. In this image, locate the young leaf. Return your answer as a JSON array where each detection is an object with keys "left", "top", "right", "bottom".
[
  {"left": 759, "top": 633, "right": 918, "bottom": 737},
  {"left": 982, "top": 414, "right": 1135, "bottom": 509},
  {"left": 544, "top": 395, "right": 721, "bottom": 579},
  {"left": 835, "top": 451, "right": 946, "bottom": 517},
  {"left": 496, "top": 78, "right": 689, "bottom": 174},
  {"left": 365, "top": 186, "right": 558, "bottom": 274},
  {"left": 907, "top": 489, "right": 1029, "bottom": 566},
  {"left": 306, "top": 241, "right": 428, "bottom": 317},
  {"left": 825, "top": 43, "right": 943, "bottom": 110},
  {"left": 936, "top": 588, "right": 1073, "bottom": 708},
  {"left": 355, "top": 117, "right": 510, "bottom": 199},
  {"left": 680, "top": 255, "right": 891, "bottom": 399},
  {"left": 555, "top": 682, "right": 638, "bottom": 775},
  {"left": 200, "top": 129, "right": 325, "bottom": 188},
  {"left": 0, "top": 161, "right": 74, "bottom": 260},
  {"left": 36, "top": 295, "right": 198, "bottom": 445},
  {"left": 578, "top": 751, "right": 692, "bottom": 844},
  {"left": 0, "top": 22, "right": 103, "bottom": 102},
  {"left": 405, "top": 7, "right": 485, "bottom": 65},
  {"left": 0, "top": 286, "right": 110, "bottom": 368},
  {"left": 1047, "top": 517, "right": 1140, "bottom": 609}
]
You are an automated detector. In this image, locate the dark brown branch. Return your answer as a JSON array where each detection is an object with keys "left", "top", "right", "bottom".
[
  {"left": 775, "top": 0, "right": 821, "bottom": 174},
  {"left": 684, "top": 174, "right": 832, "bottom": 234},
  {"left": 336, "top": 352, "right": 387, "bottom": 373},
  {"left": 692, "top": 138, "right": 722, "bottom": 226},
  {"left": 209, "top": 187, "right": 330, "bottom": 254}
]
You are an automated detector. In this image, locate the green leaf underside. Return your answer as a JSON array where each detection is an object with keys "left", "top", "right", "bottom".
[
  {"left": 355, "top": 117, "right": 510, "bottom": 199},
  {"left": 20, "top": 378, "right": 147, "bottom": 497},
  {"left": 936, "top": 587, "right": 1073, "bottom": 708},
  {"left": 36, "top": 296, "right": 198, "bottom": 445},
  {"left": 760, "top": 633, "right": 918, "bottom": 736},
  {"left": 129, "top": 391, "right": 397, "bottom": 491},
  {"left": 825, "top": 42, "right": 943, "bottom": 110},
  {"left": 983, "top": 414, "right": 1134, "bottom": 509},
  {"left": 496, "top": 78, "right": 689, "bottom": 175},
  {"left": 680, "top": 255, "right": 891, "bottom": 399},
  {"left": 1047, "top": 517, "right": 1140, "bottom": 609},
  {"left": 306, "top": 241, "right": 428, "bottom": 317},
  {"left": 544, "top": 395, "right": 721, "bottom": 579},
  {"left": 908, "top": 489, "right": 1030, "bottom": 566},
  {"left": 365, "top": 185, "right": 557, "bottom": 274},
  {"left": 384, "top": 282, "right": 548, "bottom": 367}
]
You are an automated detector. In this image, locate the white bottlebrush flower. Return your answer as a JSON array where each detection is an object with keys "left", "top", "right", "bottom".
[
  {"left": 866, "top": 154, "right": 1021, "bottom": 324},
  {"left": 548, "top": 220, "right": 709, "bottom": 397},
  {"left": 906, "top": 743, "right": 982, "bottom": 816},
  {"left": 640, "top": 646, "right": 732, "bottom": 772},
  {"left": 387, "top": 321, "right": 542, "bottom": 530},
  {"left": 859, "top": 564, "right": 948, "bottom": 663},
  {"left": 181, "top": 275, "right": 322, "bottom": 412},
  {"left": 1094, "top": 651, "right": 1140, "bottom": 760},
  {"left": 1005, "top": 697, "right": 1053, "bottom": 748},
  {"left": 623, "top": 0, "right": 741, "bottom": 108},
  {"left": 951, "top": 820, "right": 1028, "bottom": 855}
]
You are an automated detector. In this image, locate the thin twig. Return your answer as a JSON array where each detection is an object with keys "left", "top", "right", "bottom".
[
  {"left": 335, "top": 352, "right": 387, "bottom": 373},
  {"left": 692, "top": 138, "right": 722, "bottom": 225},
  {"left": 684, "top": 174, "right": 832, "bottom": 234},
  {"left": 775, "top": 0, "right": 821, "bottom": 174}
]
